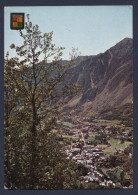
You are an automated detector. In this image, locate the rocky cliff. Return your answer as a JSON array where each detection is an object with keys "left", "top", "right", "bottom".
[{"left": 63, "top": 38, "right": 133, "bottom": 115}]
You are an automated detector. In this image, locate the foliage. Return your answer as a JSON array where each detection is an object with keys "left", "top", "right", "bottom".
[
  {"left": 83, "top": 182, "right": 101, "bottom": 189},
  {"left": 89, "top": 132, "right": 108, "bottom": 145},
  {"left": 106, "top": 166, "right": 131, "bottom": 187},
  {"left": 4, "top": 14, "right": 81, "bottom": 189},
  {"left": 103, "top": 146, "right": 133, "bottom": 188},
  {"left": 99, "top": 103, "right": 133, "bottom": 127}
]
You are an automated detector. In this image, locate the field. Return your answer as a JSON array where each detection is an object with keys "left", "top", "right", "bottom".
[
  {"left": 109, "top": 138, "right": 132, "bottom": 149},
  {"left": 103, "top": 138, "right": 132, "bottom": 156},
  {"left": 63, "top": 122, "right": 74, "bottom": 128}
]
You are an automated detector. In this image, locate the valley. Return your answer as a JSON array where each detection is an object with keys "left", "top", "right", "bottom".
[{"left": 54, "top": 105, "right": 133, "bottom": 188}]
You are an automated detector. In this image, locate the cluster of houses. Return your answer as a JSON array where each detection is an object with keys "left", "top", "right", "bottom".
[
  {"left": 62, "top": 122, "right": 100, "bottom": 139},
  {"left": 64, "top": 136, "right": 115, "bottom": 187},
  {"left": 61, "top": 115, "right": 132, "bottom": 187},
  {"left": 62, "top": 114, "right": 131, "bottom": 143}
]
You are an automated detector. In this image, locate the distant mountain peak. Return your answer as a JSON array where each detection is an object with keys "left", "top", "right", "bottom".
[{"left": 109, "top": 37, "right": 133, "bottom": 51}]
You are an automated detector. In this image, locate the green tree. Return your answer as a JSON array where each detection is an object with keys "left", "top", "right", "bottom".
[{"left": 4, "top": 14, "right": 80, "bottom": 189}]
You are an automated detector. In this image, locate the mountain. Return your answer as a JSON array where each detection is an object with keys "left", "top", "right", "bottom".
[{"left": 63, "top": 38, "right": 133, "bottom": 115}]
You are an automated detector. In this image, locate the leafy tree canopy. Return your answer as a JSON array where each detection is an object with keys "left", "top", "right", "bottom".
[{"left": 4, "top": 14, "right": 82, "bottom": 189}]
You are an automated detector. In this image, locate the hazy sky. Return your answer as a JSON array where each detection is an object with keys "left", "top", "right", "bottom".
[{"left": 4, "top": 6, "right": 133, "bottom": 60}]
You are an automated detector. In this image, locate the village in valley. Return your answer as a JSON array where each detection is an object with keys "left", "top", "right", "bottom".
[{"left": 55, "top": 110, "right": 133, "bottom": 188}]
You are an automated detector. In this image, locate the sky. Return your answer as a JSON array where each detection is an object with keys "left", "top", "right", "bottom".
[{"left": 4, "top": 6, "right": 133, "bottom": 60}]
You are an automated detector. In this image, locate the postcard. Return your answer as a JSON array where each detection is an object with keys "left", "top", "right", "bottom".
[{"left": 4, "top": 5, "right": 133, "bottom": 190}]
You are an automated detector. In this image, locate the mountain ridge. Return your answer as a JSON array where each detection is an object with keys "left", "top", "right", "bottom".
[{"left": 63, "top": 37, "right": 133, "bottom": 115}]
